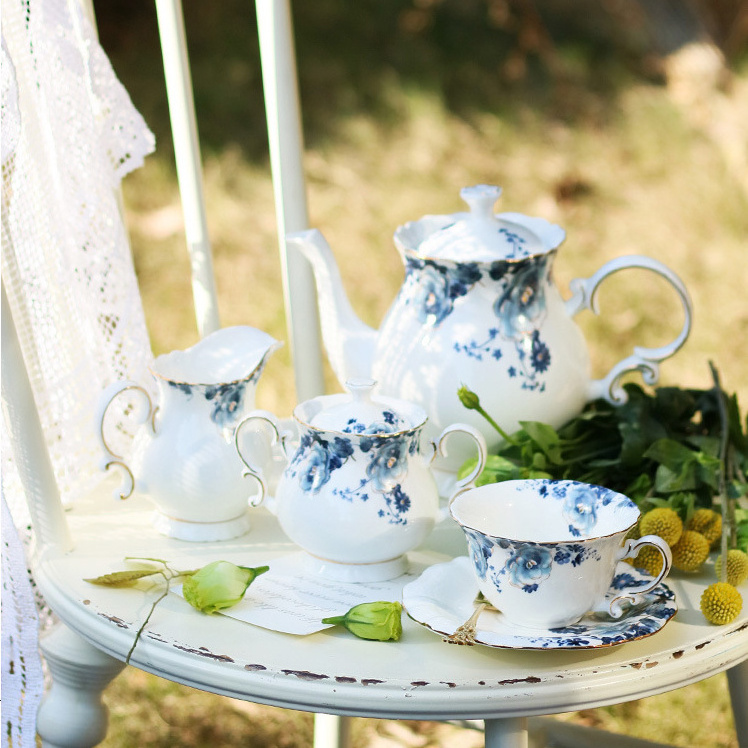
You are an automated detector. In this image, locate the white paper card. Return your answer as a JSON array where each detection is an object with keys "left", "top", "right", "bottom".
[{"left": 174, "top": 552, "right": 422, "bottom": 635}]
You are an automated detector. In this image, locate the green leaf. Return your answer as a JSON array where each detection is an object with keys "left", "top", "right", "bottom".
[
  {"left": 518, "top": 421, "right": 563, "bottom": 464},
  {"left": 727, "top": 479, "right": 747, "bottom": 501},
  {"left": 85, "top": 569, "right": 163, "bottom": 587},
  {"left": 623, "top": 473, "right": 652, "bottom": 502},
  {"left": 643, "top": 438, "right": 694, "bottom": 468}
]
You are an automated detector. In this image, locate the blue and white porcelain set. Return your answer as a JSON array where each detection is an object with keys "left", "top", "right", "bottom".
[{"left": 96, "top": 184, "right": 693, "bottom": 645}]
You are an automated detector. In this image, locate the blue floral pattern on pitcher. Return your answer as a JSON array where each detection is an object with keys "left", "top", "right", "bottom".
[{"left": 166, "top": 365, "right": 264, "bottom": 429}]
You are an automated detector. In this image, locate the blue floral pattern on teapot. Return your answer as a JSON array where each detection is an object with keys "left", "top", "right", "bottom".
[{"left": 402, "top": 253, "right": 553, "bottom": 392}]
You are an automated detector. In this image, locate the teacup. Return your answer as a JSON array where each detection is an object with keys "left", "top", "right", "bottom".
[{"left": 449, "top": 479, "right": 672, "bottom": 630}]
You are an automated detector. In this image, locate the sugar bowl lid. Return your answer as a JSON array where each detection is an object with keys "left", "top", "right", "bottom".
[
  {"left": 409, "top": 185, "right": 553, "bottom": 263},
  {"left": 307, "top": 379, "right": 414, "bottom": 434}
]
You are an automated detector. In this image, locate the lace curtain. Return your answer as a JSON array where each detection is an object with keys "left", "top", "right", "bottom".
[{"left": 2, "top": 0, "right": 156, "bottom": 744}]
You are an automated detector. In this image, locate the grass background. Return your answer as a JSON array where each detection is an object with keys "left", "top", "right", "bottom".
[{"left": 92, "top": 1, "right": 746, "bottom": 745}]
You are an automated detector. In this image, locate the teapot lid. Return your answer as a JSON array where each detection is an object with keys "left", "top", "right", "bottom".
[
  {"left": 414, "top": 185, "right": 547, "bottom": 262},
  {"left": 308, "top": 379, "right": 413, "bottom": 434}
]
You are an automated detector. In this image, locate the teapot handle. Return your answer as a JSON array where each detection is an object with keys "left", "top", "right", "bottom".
[
  {"left": 96, "top": 381, "right": 155, "bottom": 500},
  {"left": 234, "top": 410, "right": 288, "bottom": 510},
  {"left": 430, "top": 423, "right": 487, "bottom": 503},
  {"left": 565, "top": 255, "right": 693, "bottom": 404}
]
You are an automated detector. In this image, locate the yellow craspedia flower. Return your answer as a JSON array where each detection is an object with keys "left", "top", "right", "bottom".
[
  {"left": 639, "top": 507, "right": 683, "bottom": 547},
  {"left": 700, "top": 582, "right": 743, "bottom": 625},
  {"left": 687, "top": 508, "right": 722, "bottom": 547},
  {"left": 715, "top": 550, "right": 748, "bottom": 586},
  {"left": 671, "top": 530, "right": 710, "bottom": 572},
  {"left": 629, "top": 545, "right": 665, "bottom": 577}
]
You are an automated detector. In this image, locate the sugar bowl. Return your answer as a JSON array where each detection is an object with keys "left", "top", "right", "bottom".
[{"left": 235, "top": 379, "right": 486, "bottom": 581}]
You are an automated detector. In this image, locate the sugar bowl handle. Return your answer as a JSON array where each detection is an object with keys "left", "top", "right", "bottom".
[
  {"left": 431, "top": 423, "right": 487, "bottom": 503},
  {"left": 565, "top": 255, "right": 693, "bottom": 404},
  {"left": 234, "top": 410, "right": 289, "bottom": 509}
]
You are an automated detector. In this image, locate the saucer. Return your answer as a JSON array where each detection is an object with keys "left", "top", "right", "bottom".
[{"left": 402, "top": 556, "right": 677, "bottom": 650}]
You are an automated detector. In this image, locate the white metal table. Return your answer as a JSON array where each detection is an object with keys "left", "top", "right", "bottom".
[{"left": 33, "top": 482, "right": 748, "bottom": 748}]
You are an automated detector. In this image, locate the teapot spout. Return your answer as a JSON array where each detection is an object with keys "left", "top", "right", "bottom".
[{"left": 287, "top": 228, "right": 378, "bottom": 384}]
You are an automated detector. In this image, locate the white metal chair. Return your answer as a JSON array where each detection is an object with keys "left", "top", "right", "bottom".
[{"left": 2, "top": 1, "right": 747, "bottom": 748}]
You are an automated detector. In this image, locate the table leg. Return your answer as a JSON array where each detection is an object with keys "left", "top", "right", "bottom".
[
  {"left": 36, "top": 623, "right": 125, "bottom": 748},
  {"left": 484, "top": 717, "right": 529, "bottom": 748},
  {"left": 313, "top": 714, "right": 352, "bottom": 748},
  {"left": 727, "top": 659, "right": 748, "bottom": 748}
]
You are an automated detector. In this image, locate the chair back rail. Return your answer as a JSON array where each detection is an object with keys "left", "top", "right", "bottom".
[
  {"left": 155, "top": 0, "right": 221, "bottom": 338},
  {"left": 257, "top": 0, "right": 325, "bottom": 400},
  {"left": 1, "top": 283, "right": 73, "bottom": 552}
]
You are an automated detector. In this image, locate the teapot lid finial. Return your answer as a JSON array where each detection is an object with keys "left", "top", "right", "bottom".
[{"left": 460, "top": 184, "right": 502, "bottom": 222}]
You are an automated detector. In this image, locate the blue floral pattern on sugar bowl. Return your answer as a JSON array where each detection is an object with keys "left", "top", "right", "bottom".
[
  {"left": 287, "top": 184, "right": 693, "bottom": 472},
  {"left": 96, "top": 326, "right": 281, "bottom": 541},
  {"left": 235, "top": 379, "right": 487, "bottom": 581}
]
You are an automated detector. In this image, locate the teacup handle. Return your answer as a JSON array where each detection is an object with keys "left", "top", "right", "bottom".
[
  {"left": 96, "top": 381, "right": 154, "bottom": 501},
  {"left": 602, "top": 534, "right": 673, "bottom": 619},
  {"left": 429, "top": 423, "right": 487, "bottom": 506},
  {"left": 234, "top": 410, "right": 288, "bottom": 509},
  {"left": 565, "top": 255, "right": 693, "bottom": 404}
]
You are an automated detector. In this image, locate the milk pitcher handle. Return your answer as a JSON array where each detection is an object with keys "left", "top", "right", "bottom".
[
  {"left": 96, "top": 381, "right": 155, "bottom": 500},
  {"left": 599, "top": 534, "right": 673, "bottom": 619},
  {"left": 234, "top": 410, "right": 288, "bottom": 508},
  {"left": 565, "top": 255, "right": 693, "bottom": 404}
]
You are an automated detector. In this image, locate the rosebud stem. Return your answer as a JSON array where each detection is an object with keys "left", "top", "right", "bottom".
[
  {"left": 320, "top": 615, "right": 346, "bottom": 626},
  {"left": 458, "top": 385, "right": 518, "bottom": 445}
]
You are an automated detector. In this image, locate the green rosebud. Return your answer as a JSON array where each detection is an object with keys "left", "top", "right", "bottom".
[
  {"left": 457, "top": 385, "right": 481, "bottom": 411},
  {"left": 322, "top": 601, "right": 403, "bottom": 641},
  {"left": 183, "top": 560, "right": 269, "bottom": 614}
]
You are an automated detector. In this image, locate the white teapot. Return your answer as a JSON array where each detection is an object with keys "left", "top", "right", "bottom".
[
  {"left": 235, "top": 378, "right": 486, "bottom": 582},
  {"left": 97, "top": 326, "right": 281, "bottom": 541},
  {"left": 288, "top": 185, "right": 692, "bottom": 468}
]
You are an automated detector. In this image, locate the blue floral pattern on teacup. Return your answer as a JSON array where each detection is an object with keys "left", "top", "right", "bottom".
[
  {"left": 464, "top": 528, "right": 494, "bottom": 580},
  {"left": 476, "top": 534, "right": 603, "bottom": 598},
  {"left": 506, "top": 544, "right": 553, "bottom": 592},
  {"left": 521, "top": 479, "right": 635, "bottom": 538},
  {"left": 562, "top": 484, "right": 599, "bottom": 537},
  {"left": 285, "top": 428, "right": 421, "bottom": 525}
]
